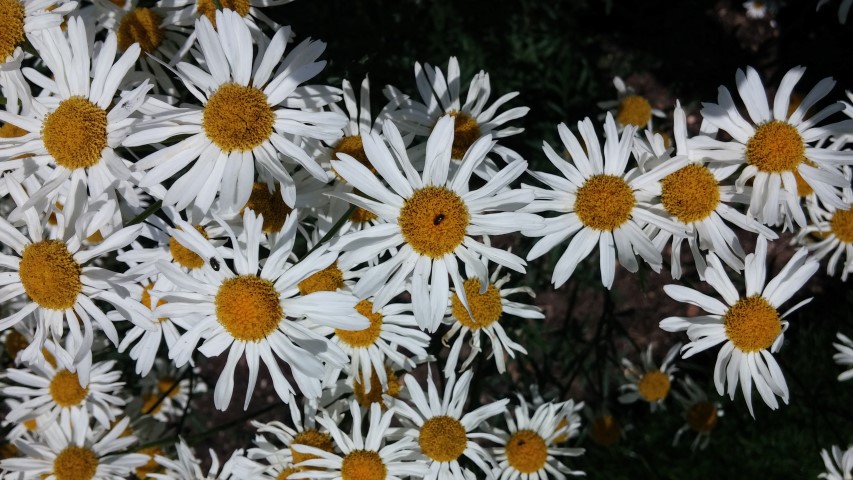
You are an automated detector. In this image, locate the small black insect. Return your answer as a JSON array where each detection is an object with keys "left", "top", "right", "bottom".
[
  {"left": 210, "top": 258, "right": 220, "bottom": 271},
  {"left": 433, "top": 214, "right": 445, "bottom": 225}
]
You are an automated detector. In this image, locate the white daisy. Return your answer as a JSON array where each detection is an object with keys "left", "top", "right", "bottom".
[
  {"left": 691, "top": 66, "right": 853, "bottom": 227},
  {"left": 793, "top": 190, "right": 853, "bottom": 280},
  {"left": 833, "top": 332, "right": 853, "bottom": 382},
  {"left": 158, "top": 210, "right": 364, "bottom": 410},
  {"left": 523, "top": 113, "right": 687, "bottom": 289},
  {"left": 1, "top": 0, "right": 78, "bottom": 71},
  {"left": 0, "top": 409, "right": 148, "bottom": 479},
  {"left": 0, "top": 17, "right": 151, "bottom": 210},
  {"left": 492, "top": 397, "right": 585, "bottom": 479},
  {"left": 392, "top": 368, "right": 509, "bottom": 480},
  {"left": 125, "top": 9, "right": 345, "bottom": 214},
  {"left": 150, "top": 439, "right": 263, "bottom": 480},
  {"left": 744, "top": 1, "right": 768, "bottom": 18},
  {"left": 597, "top": 76, "right": 665, "bottom": 131},
  {"left": 442, "top": 257, "right": 543, "bottom": 377},
  {"left": 290, "top": 401, "right": 428, "bottom": 479},
  {"left": 331, "top": 116, "right": 540, "bottom": 331},
  {"left": 819, "top": 445, "right": 853, "bottom": 480},
  {"left": 137, "top": 360, "right": 206, "bottom": 422},
  {"left": 618, "top": 342, "right": 681, "bottom": 411},
  {"left": 660, "top": 236, "right": 820, "bottom": 416},
  {"left": 671, "top": 376, "right": 724, "bottom": 450}
]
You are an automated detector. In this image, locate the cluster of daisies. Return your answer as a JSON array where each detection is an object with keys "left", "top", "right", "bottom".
[{"left": 1, "top": 0, "right": 853, "bottom": 477}]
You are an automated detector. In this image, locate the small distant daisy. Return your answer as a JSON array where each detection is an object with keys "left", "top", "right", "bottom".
[
  {"left": 586, "top": 413, "right": 623, "bottom": 448},
  {"left": 332, "top": 117, "right": 540, "bottom": 331},
  {"left": 833, "top": 332, "right": 853, "bottom": 382},
  {"left": 819, "top": 445, "right": 853, "bottom": 480},
  {"left": 290, "top": 401, "right": 428, "bottom": 479},
  {"left": 618, "top": 342, "right": 681, "bottom": 412},
  {"left": 151, "top": 439, "right": 262, "bottom": 480},
  {"left": 138, "top": 360, "right": 206, "bottom": 422},
  {"left": 442, "top": 257, "right": 543, "bottom": 377},
  {"left": 392, "top": 368, "right": 509, "bottom": 479},
  {"left": 691, "top": 66, "right": 853, "bottom": 227},
  {"left": 0, "top": 409, "right": 148, "bottom": 479},
  {"left": 523, "top": 114, "right": 687, "bottom": 289},
  {"left": 660, "top": 236, "right": 819, "bottom": 416},
  {"left": 793, "top": 191, "right": 853, "bottom": 280},
  {"left": 126, "top": 9, "right": 345, "bottom": 213},
  {"left": 159, "top": 210, "right": 364, "bottom": 410},
  {"left": 818, "top": 0, "right": 853, "bottom": 23},
  {"left": 597, "top": 76, "right": 665, "bottom": 131},
  {"left": 672, "top": 376, "right": 724, "bottom": 450},
  {"left": 744, "top": 1, "right": 768, "bottom": 18}
]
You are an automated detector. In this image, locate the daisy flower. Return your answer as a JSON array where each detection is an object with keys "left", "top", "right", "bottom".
[
  {"left": 672, "top": 376, "right": 724, "bottom": 450},
  {"left": 331, "top": 116, "right": 540, "bottom": 331},
  {"left": 492, "top": 397, "right": 585, "bottom": 479},
  {"left": 819, "top": 445, "right": 853, "bottom": 480},
  {"left": 793, "top": 190, "right": 853, "bottom": 280},
  {"left": 137, "top": 360, "right": 206, "bottom": 422},
  {"left": 523, "top": 114, "right": 687, "bottom": 289},
  {"left": 618, "top": 342, "right": 681, "bottom": 411},
  {"left": 158, "top": 210, "right": 365, "bottom": 410},
  {"left": 392, "top": 368, "right": 509, "bottom": 479},
  {"left": 290, "top": 401, "right": 428, "bottom": 479},
  {"left": 833, "top": 332, "right": 853, "bottom": 382},
  {"left": 125, "top": 9, "right": 345, "bottom": 214},
  {"left": 150, "top": 439, "right": 262, "bottom": 480},
  {"left": 0, "top": 0, "right": 78, "bottom": 70},
  {"left": 744, "top": 1, "right": 768, "bottom": 18},
  {"left": 597, "top": 76, "right": 665, "bottom": 131},
  {"left": 660, "top": 236, "right": 820, "bottom": 416},
  {"left": 0, "top": 409, "right": 148, "bottom": 479},
  {"left": 818, "top": 0, "right": 853, "bottom": 23},
  {"left": 691, "top": 66, "right": 853, "bottom": 227},
  {"left": 0, "top": 17, "right": 151, "bottom": 210},
  {"left": 442, "top": 257, "right": 543, "bottom": 377}
]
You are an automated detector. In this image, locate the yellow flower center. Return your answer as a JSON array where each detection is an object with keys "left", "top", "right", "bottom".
[
  {"left": 616, "top": 95, "right": 652, "bottom": 128},
  {"left": 116, "top": 8, "right": 164, "bottom": 53},
  {"left": 203, "top": 83, "right": 274, "bottom": 152},
  {"left": 19, "top": 240, "right": 82, "bottom": 310},
  {"left": 505, "top": 429, "right": 548, "bottom": 474},
  {"left": 574, "top": 175, "right": 635, "bottom": 231},
  {"left": 553, "top": 418, "right": 570, "bottom": 443},
  {"left": 215, "top": 275, "right": 282, "bottom": 342},
  {"left": 660, "top": 164, "right": 720, "bottom": 223},
  {"left": 340, "top": 450, "right": 387, "bottom": 480},
  {"left": 4, "top": 330, "right": 28, "bottom": 359},
  {"left": 135, "top": 446, "right": 164, "bottom": 478},
  {"left": 723, "top": 295, "right": 781, "bottom": 352},
  {"left": 0, "top": 443, "right": 16, "bottom": 459},
  {"left": 449, "top": 111, "right": 481, "bottom": 160},
  {"left": 141, "top": 283, "right": 167, "bottom": 323},
  {"left": 399, "top": 186, "right": 469, "bottom": 258},
  {"left": 686, "top": 401, "right": 718, "bottom": 433},
  {"left": 590, "top": 415, "right": 620, "bottom": 447},
  {"left": 335, "top": 299, "right": 383, "bottom": 348},
  {"left": 0, "top": 121, "right": 27, "bottom": 138},
  {"left": 42, "top": 97, "right": 108, "bottom": 170},
  {"left": 196, "top": 0, "right": 250, "bottom": 26},
  {"left": 332, "top": 135, "right": 373, "bottom": 175},
  {"left": 54, "top": 446, "right": 98, "bottom": 480},
  {"left": 0, "top": 0, "right": 25, "bottom": 60},
  {"left": 276, "top": 467, "right": 300, "bottom": 480},
  {"left": 297, "top": 262, "right": 344, "bottom": 295},
  {"left": 49, "top": 370, "right": 88, "bottom": 407},
  {"left": 243, "top": 183, "right": 292, "bottom": 233},
  {"left": 142, "top": 393, "right": 164, "bottom": 414},
  {"left": 157, "top": 377, "right": 181, "bottom": 398},
  {"left": 746, "top": 120, "right": 805, "bottom": 173},
  {"left": 352, "top": 366, "right": 401, "bottom": 408},
  {"left": 419, "top": 415, "right": 467, "bottom": 462},
  {"left": 169, "top": 225, "right": 208, "bottom": 269},
  {"left": 450, "top": 278, "right": 502, "bottom": 330},
  {"left": 831, "top": 208, "right": 853, "bottom": 244},
  {"left": 291, "top": 429, "right": 334, "bottom": 467},
  {"left": 351, "top": 206, "right": 378, "bottom": 224},
  {"left": 637, "top": 370, "right": 671, "bottom": 402}
]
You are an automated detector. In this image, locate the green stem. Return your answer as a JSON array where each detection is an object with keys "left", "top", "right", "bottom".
[
  {"left": 304, "top": 204, "right": 358, "bottom": 257},
  {"left": 126, "top": 200, "right": 163, "bottom": 227}
]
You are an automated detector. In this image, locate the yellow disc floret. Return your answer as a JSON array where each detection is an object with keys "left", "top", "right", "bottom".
[
  {"left": 505, "top": 429, "right": 548, "bottom": 474},
  {"left": 117, "top": 8, "right": 163, "bottom": 53},
  {"left": 54, "top": 446, "right": 98, "bottom": 480},
  {"left": 399, "top": 186, "right": 469, "bottom": 258},
  {"left": 746, "top": 120, "right": 805, "bottom": 173},
  {"left": 574, "top": 175, "right": 635, "bottom": 231},
  {"left": 723, "top": 295, "right": 781, "bottom": 352},
  {"left": 215, "top": 275, "right": 282, "bottom": 342},
  {"left": 19, "top": 240, "right": 82, "bottom": 310},
  {"left": 686, "top": 401, "right": 718, "bottom": 433},
  {"left": 291, "top": 429, "right": 333, "bottom": 466},
  {"left": 590, "top": 415, "right": 620, "bottom": 447},
  {"left": 419, "top": 415, "right": 467, "bottom": 462},
  {"left": 0, "top": 121, "right": 27, "bottom": 138},
  {"left": 49, "top": 370, "right": 88, "bottom": 407},
  {"left": 135, "top": 446, "right": 164, "bottom": 478},
  {"left": 203, "top": 83, "right": 274, "bottom": 152},
  {"left": 298, "top": 262, "right": 344, "bottom": 295},
  {"left": 340, "top": 450, "right": 387, "bottom": 480},
  {"left": 4, "top": 330, "right": 28, "bottom": 359},
  {"left": 449, "top": 111, "right": 481, "bottom": 160},
  {"left": 637, "top": 370, "right": 671, "bottom": 402},
  {"left": 661, "top": 164, "right": 720, "bottom": 223},
  {"left": 141, "top": 283, "right": 168, "bottom": 323},
  {"left": 196, "top": 0, "right": 250, "bottom": 25},
  {"left": 353, "top": 366, "right": 401, "bottom": 408},
  {"left": 243, "top": 183, "right": 292, "bottom": 233},
  {"left": 335, "top": 299, "right": 383, "bottom": 348},
  {"left": 169, "top": 225, "right": 208, "bottom": 269},
  {"left": 42, "top": 97, "right": 108, "bottom": 170},
  {"left": 276, "top": 467, "right": 300, "bottom": 480},
  {"left": 332, "top": 135, "right": 373, "bottom": 173},
  {"left": 450, "top": 278, "right": 502, "bottom": 330},
  {"left": 0, "top": 0, "right": 25, "bottom": 60},
  {"left": 831, "top": 208, "right": 853, "bottom": 244},
  {"left": 616, "top": 95, "right": 652, "bottom": 128}
]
